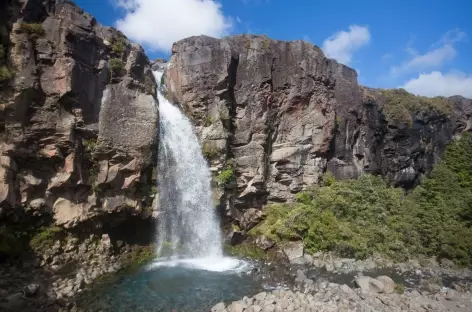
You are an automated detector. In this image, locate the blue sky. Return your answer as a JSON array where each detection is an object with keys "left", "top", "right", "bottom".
[{"left": 75, "top": 0, "right": 472, "bottom": 97}]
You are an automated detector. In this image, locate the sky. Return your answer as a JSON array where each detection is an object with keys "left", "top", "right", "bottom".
[{"left": 75, "top": 0, "right": 472, "bottom": 97}]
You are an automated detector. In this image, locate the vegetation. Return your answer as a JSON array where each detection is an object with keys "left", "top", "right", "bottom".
[
  {"left": 29, "top": 226, "right": 63, "bottom": 251},
  {"left": 203, "top": 114, "right": 213, "bottom": 127},
  {"left": 224, "top": 243, "right": 266, "bottom": 260},
  {"left": 0, "top": 65, "right": 14, "bottom": 82},
  {"left": 381, "top": 89, "right": 452, "bottom": 126},
  {"left": 122, "top": 245, "right": 155, "bottom": 267},
  {"left": 216, "top": 165, "right": 234, "bottom": 186},
  {"left": 250, "top": 134, "right": 472, "bottom": 266},
  {"left": 83, "top": 138, "right": 98, "bottom": 185},
  {"left": 111, "top": 37, "right": 126, "bottom": 56},
  {"left": 202, "top": 142, "right": 219, "bottom": 160},
  {"left": 0, "top": 45, "right": 5, "bottom": 60},
  {"left": 395, "top": 283, "right": 405, "bottom": 294},
  {"left": 109, "top": 58, "right": 124, "bottom": 76},
  {"left": 0, "top": 227, "right": 22, "bottom": 257},
  {"left": 20, "top": 23, "right": 45, "bottom": 36}
]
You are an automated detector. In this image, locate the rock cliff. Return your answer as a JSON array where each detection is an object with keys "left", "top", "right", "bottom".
[
  {"left": 164, "top": 35, "right": 472, "bottom": 222},
  {"left": 0, "top": 0, "right": 159, "bottom": 229}
]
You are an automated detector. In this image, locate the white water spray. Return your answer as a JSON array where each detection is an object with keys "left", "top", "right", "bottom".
[{"left": 150, "top": 71, "right": 246, "bottom": 272}]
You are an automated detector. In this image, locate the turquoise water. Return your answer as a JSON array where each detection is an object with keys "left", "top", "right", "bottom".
[{"left": 76, "top": 263, "right": 268, "bottom": 312}]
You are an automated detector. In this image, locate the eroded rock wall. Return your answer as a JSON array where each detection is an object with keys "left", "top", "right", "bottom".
[
  {"left": 0, "top": 0, "right": 159, "bottom": 229},
  {"left": 164, "top": 35, "right": 472, "bottom": 222}
]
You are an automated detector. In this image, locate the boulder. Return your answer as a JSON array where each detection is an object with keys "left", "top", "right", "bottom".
[
  {"left": 282, "top": 241, "right": 304, "bottom": 263},
  {"left": 354, "top": 276, "right": 384, "bottom": 293},
  {"left": 376, "top": 275, "right": 395, "bottom": 294},
  {"left": 211, "top": 302, "right": 226, "bottom": 312},
  {"left": 23, "top": 283, "right": 40, "bottom": 297}
]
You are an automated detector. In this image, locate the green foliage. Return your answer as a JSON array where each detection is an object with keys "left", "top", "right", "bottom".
[
  {"left": 0, "top": 227, "right": 22, "bottom": 257},
  {"left": 231, "top": 223, "right": 241, "bottom": 232},
  {"left": 29, "top": 226, "right": 62, "bottom": 251},
  {"left": 0, "top": 45, "right": 5, "bottom": 60},
  {"left": 111, "top": 37, "right": 126, "bottom": 55},
  {"left": 83, "top": 139, "right": 98, "bottom": 185},
  {"left": 404, "top": 133, "right": 472, "bottom": 265},
  {"left": 109, "top": 58, "right": 124, "bottom": 77},
  {"left": 395, "top": 283, "right": 405, "bottom": 294},
  {"left": 203, "top": 115, "right": 213, "bottom": 127},
  {"left": 20, "top": 23, "right": 45, "bottom": 36},
  {"left": 202, "top": 142, "right": 219, "bottom": 160},
  {"left": 224, "top": 243, "right": 266, "bottom": 260},
  {"left": 0, "top": 65, "right": 14, "bottom": 82},
  {"left": 263, "top": 37, "right": 270, "bottom": 49},
  {"left": 122, "top": 245, "right": 155, "bottom": 267},
  {"left": 216, "top": 165, "right": 234, "bottom": 186},
  {"left": 251, "top": 134, "right": 472, "bottom": 266},
  {"left": 381, "top": 89, "right": 452, "bottom": 126}
]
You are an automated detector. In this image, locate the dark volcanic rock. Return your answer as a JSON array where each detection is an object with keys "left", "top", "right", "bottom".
[{"left": 164, "top": 34, "right": 472, "bottom": 222}]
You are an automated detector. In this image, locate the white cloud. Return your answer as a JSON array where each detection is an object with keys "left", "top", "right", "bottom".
[
  {"left": 390, "top": 29, "right": 467, "bottom": 76},
  {"left": 115, "top": 0, "right": 232, "bottom": 52},
  {"left": 391, "top": 44, "right": 456, "bottom": 75},
  {"left": 401, "top": 71, "right": 472, "bottom": 98},
  {"left": 321, "top": 25, "right": 370, "bottom": 65}
]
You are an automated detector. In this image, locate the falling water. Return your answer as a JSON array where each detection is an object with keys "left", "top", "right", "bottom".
[{"left": 151, "top": 71, "right": 244, "bottom": 271}]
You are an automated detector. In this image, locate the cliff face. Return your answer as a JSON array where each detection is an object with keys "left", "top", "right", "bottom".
[
  {"left": 164, "top": 35, "right": 472, "bottom": 222},
  {"left": 0, "top": 0, "right": 159, "bottom": 228}
]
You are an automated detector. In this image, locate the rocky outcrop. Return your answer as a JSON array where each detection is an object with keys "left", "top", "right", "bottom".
[
  {"left": 164, "top": 35, "right": 472, "bottom": 222},
  {"left": 0, "top": 0, "right": 159, "bottom": 228}
]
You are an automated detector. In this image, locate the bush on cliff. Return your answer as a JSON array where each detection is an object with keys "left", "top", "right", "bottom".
[
  {"left": 381, "top": 89, "right": 452, "bottom": 126},
  {"left": 20, "top": 22, "right": 45, "bottom": 36},
  {"left": 251, "top": 134, "right": 472, "bottom": 266}
]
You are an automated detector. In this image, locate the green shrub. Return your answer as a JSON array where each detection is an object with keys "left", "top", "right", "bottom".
[
  {"left": 109, "top": 58, "right": 124, "bottom": 76},
  {"left": 395, "top": 283, "right": 405, "bottom": 294},
  {"left": 83, "top": 139, "right": 98, "bottom": 184},
  {"left": 122, "top": 245, "right": 155, "bottom": 267},
  {"left": 203, "top": 115, "right": 213, "bottom": 127},
  {"left": 111, "top": 37, "right": 126, "bottom": 55},
  {"left": 20, "top": 23, "right": 45, "bottom": 36},
  {"left": 251, "top": 133, "right": 472, "bottom": 266},
  {"left": 0, "top": 65, "right": 14, "bottom": 82},
  {"left": 0, "top": 45, "right": 5, "bottom": 60},
  {"left": 216, "top": 165, "right": 234, "bottom": 186},
  {"left": 202, "top": 142, "right": 219, "bottom": 159},
  {"left": 29, "top": 226, "right": 62, "bottom": 251},
  {"left": 0, "top": 227, "right": 22, "bottom": 257},
  {"left": 224, "top": 243, "right": 266, "bottom": 260},
  {"left": 381, "top": 89, "right": 452, "bottom": 126}
]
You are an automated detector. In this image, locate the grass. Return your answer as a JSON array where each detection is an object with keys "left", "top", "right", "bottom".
[
  {"left": 381, "top": 89, "right": 452, "bottom": 126},
  {"left": 111, "top": 37, "right": 126, "bottom": 56},
  {"left": 216, "top": 166, "right": 234, "bottom": 186},
  {"left": 202, "top": 142, "right": 219, "bottom": 160},
  {"left": 29, "top": 226, "right": 63, "bottom": 251},
  {"left": 224, "top": 243, "right": 266, "bottom": 260},
  {"left": 83, "top": 138, "right": 98, "bottom": 185},
  {"left": 109, "top": 58, "right": 124, "bottom": 76},
  {"left": 249, "top": 133, "right": 472, "bottom": 266},
  {"left": 0, "top": 227, "right": 22, "bottom": 257},
  {"left": 203, "top": 115, "right": 213, "bottom": 127},
  {"left": 122, "top": 245, "right": 155, "bottom": 267},
  {"left": 0, "top": 65, "right": 14, "bottom": 82},
  {"left": 20, "top": 23, "right": 45, "bottom": 36},
  {"left": 395, "top": 283, "right": 405, "bottom": 294}
]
